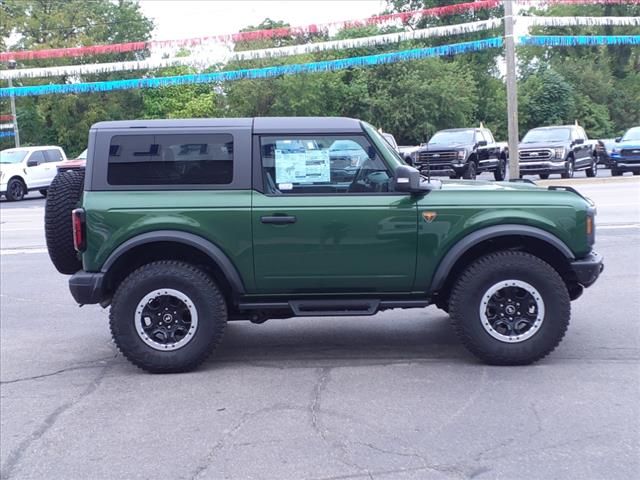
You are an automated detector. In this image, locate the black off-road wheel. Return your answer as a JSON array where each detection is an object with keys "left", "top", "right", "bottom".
[
  {"left": 5, "top": 178, "right": 26, "bottom": 201},
  {"left": 449, "top": 251, "right": 570, "bottom": 365},
  {"left": 109, "top": 261, "right": 227, "bottom": 373},
  {"left": 45, "top": 170, "right": 85, "bottom": 274}
]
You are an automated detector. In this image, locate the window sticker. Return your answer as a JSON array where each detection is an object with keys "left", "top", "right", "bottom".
[{"left": 275, "top": 148, "right": 330, "bottom": 184}]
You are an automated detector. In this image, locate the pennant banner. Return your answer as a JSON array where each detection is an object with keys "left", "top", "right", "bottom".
[
  {"left": 0, "top": 0, "right": 502, "bottom": 62},
  {"left": 0, "top": 131, "right": 16, "bottom": 138},
  {"left": 0, "top": 115, "right": 14, "bottom": 121},
  {"left": 1, "top": 19, "right": 502, "bottom": 80},
  {"left": 520, "top": 34, "right": 640, "bottom": 46},
  {"left": 0, "top": 38, "right": 503, "bottom": 98},
  {"left": 0, "top": 123, "right": 14, "bottom": 130},
  {"left": 523, "top": 16, "right": 640, "bottom": 27}
]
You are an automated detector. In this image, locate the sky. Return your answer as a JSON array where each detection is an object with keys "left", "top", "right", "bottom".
[{"left": 138, "top": 0, "right": 387, "bottom": 41}]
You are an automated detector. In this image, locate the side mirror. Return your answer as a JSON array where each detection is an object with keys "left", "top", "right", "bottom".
[
  {"left": 393, "top": 165, "right": 423, "bottom": 193},
  {"left": 477, "top": 140, "right": 488, "bottom": 147},
  {"left": 615, "top": 137, "right": 622, "bottom": 143},
  {"left": 26, "top": 159, "right": 39, "bottom": 167},
  {"left": 574, "top": 138, "right": 585, "bottom": 145}
]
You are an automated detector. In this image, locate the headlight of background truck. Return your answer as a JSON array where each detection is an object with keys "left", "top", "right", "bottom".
[{"left": 554, "top": 147, "right": 565, "bottom": 159}]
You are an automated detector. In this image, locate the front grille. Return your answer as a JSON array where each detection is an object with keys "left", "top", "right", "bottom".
[
  {"left": 519, "top": 149, "right": 553, "bottom": 161},
  {"left": 417, "top": 150, "right": 457, "bottom": 166},
  {"left": 621, "top": 149, "right": 640, "bottom": 159}
]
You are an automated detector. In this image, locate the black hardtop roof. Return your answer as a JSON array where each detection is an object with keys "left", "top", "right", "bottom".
[{"left": 91, "top": 117, "right": 364, "bottom": 133}]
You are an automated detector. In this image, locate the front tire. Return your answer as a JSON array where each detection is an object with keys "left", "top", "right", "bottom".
[
  {"left": 493, "top": 157, "right": 506, "bottom": 181},
  {"left": 110, "top": 261, "right": 227, "bottom": 373},
  {"left": 560, "top": 158, "right": 574, "bottom": 179},
  {"left": 449, "top": 251, "right": 570, "bottom": 365},
  {"left": 5, "top": 178, "right": 25, "bottom": 201},
  {"left": 463, "top": 160, "right": 477, "bottom": 180},
  {"left": 586, "top": 157, "right": 597, "bottom": 178},
  {"left": 539, "top": 173, "right": 549, "bottom": 180},
  {"left": 611, "top": 167, "right": 622, "bottom": 177}
]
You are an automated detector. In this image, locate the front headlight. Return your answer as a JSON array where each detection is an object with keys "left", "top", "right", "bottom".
[
  {"left": 457, "top": 150, "right": 466, "bottom": 161},
  {"left": 554, "top": 147, "right": 565, "bottom": 159}
]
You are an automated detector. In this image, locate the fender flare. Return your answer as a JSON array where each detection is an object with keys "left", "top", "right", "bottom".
[
  {"left": 101, "top": 230, "right": 246, "bottom": 294},
  {"left": 429, "top": 224, "right": 575, "bottom": 293}
]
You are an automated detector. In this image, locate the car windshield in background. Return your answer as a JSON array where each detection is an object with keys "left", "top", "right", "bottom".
[
  {"left": 522, "top": 128, "right": 571, "bottom": 143},
  {"left": 622, "top": 127, "right": 640, "bottom": 142},
  {"left": 428, "top": 130, "right": 473, "bottom": 145},
  {"left": 0, "top": 149, "right": 28, "bottom": 164}
]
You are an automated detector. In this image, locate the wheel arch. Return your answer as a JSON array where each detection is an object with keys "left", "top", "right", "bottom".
[
  {"left": 7, "top": 175, "right": 27, "bottom": 188},
  {"left": 101, "top": 230, "right": 246, "bottom": 302},
  {"left": 429, "top": 225, "right": 580, "bottom": 303}
]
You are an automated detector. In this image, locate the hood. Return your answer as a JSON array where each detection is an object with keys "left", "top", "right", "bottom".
[
  {"left": 518, "top": 141, "right": 567, "bottom": 149},
  {"left": 0, "top": 162, "right": 23, "bottom": 174},
  {"left": 421, "top": 144, "right": 470, "bottom": 151},
  {"left": 439, "top": 179, "right": 542, "bottom": 192},
  {"left": 615, "top": 140, "right": 640, "bottom": 149}
]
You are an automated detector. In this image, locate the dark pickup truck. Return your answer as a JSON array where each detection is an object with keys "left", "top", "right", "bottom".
[
  {"left": 407, "top": 127, "right": 508, "bottom": 181},
  {"left": 518, "top": 125, "right": 598, "bottom": 179}
]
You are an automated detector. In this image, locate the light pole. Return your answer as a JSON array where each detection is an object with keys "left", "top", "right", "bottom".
[
  {"left": 7, "top": 59, "right": 20, "bottom": 148},
  {"left": 504, "top": 0, "right": 519, "bottom": 179}
]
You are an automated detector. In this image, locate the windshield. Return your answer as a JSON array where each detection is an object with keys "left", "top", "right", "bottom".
[
  {"left": 522, "top": 128, "right": 570, "bottom": 143},
  {"left": 428, "top": 130, "right": 474, "bottom": 146},
  {"left": 361, "top": 121, "right": 404, "bottom": 169},
  {"left": 0, "top": 149, "right": 28, "bottom": 164},
  {"left": 622, "top": 127, "right": 640, "bottom": 142}
]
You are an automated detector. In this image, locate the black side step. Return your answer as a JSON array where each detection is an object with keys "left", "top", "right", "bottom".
[{"left": 289, "top": 299, "right": 379, "bottom": 316}]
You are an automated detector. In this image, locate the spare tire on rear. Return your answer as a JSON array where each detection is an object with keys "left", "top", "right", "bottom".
[{"left": 45, "top": 170, "right": 85, "bottom": 274}]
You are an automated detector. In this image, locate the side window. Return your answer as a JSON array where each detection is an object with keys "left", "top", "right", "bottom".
[
  {"left": 28, "top": 151, "right": 45, "bottom": 165},
  {"left": 260, "top": 135, "right": 393, "bottom": 194},
  {"left": 45, "top": 149, "right": 63, "bottom": 162},
  {"left": 107, "top": 134, "right": 233, "bottom": 186}
]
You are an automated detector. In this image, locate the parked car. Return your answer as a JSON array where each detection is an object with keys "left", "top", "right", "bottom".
[
  {"left": 595, "top": 138, "right": 617, "bottom": 167},
  {"left": 0, "top": 145, "right": 67, "bottom": 201},
  {"left": 518, "top": 125, "right": 597, "bottom": 179},
  {"left": 408, "top": 127, "right": 508, "bottom": 180},
  {"left": 609, "top": 126, "right": 640, "bottom": 176},
  {"left": 57, "top": 148, "right": 87, "bottom": 173},
  {"left": 44, "top": 117, "right": 602, "bottom": 373}
]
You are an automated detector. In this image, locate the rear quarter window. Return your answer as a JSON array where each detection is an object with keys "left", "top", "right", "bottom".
[{"left": 107, "top": 134, "right": 233, "bottom": 186}]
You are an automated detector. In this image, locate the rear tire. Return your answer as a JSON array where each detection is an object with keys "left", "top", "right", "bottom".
[
  {"left": 110, "top": 261, "right": 227, "bottom": 373},
  {"left": 611, "top": 167, "right": 622, "bottom": 177},
  {"left": 449, "top": 251, "right": 570, "bottom": 365},
  {"left": 539, "top": 174, "right": 549, "bottom": 180},
  {"left": 45, "top": 170, "right": 85, "bottom": 274}
]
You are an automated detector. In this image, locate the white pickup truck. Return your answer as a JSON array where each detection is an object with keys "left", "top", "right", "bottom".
[{"left": 0, "top": 146, "right": 67, "bottom": 201}]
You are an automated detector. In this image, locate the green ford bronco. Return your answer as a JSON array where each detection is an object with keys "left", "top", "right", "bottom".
[{"left": 45, "top": 117, "right": 603, "bottom": 373}]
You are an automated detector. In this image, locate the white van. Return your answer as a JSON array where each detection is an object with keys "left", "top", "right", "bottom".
[{"left": 0, "top": 146, "right": 67, "bottom": 201}]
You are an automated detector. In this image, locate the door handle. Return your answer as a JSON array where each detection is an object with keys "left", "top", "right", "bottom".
[{"left": 261, "top": 215, "right": 297, "bottom": 225}]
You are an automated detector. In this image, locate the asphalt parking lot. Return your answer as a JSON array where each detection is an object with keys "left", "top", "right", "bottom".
[{"left": 1, "top": 173, "right": 639, "bottom": 480}]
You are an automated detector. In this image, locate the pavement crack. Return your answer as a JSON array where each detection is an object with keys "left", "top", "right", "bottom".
[
  {"left": 0, "top": 355, "right": 117, "bottom": 385},
  {"left": 310, "top": 367, "right": 332, "bottom": 441},
  {"left": 0, "top": 361, "right": 113, "bottom": 480}
]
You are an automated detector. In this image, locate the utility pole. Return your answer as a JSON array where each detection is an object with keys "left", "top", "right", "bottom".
[
  {"left": 7, "top": 60, "right": 20, "bottom": 148},
  {"left": 504, "top": 0, "right": 518, "bottom": 179}
]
